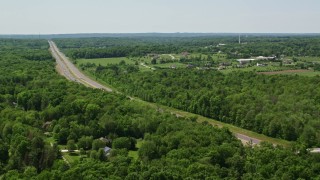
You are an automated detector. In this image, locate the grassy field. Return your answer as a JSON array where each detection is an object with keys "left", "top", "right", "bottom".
[
  {"left": 128, "top": 151, "right": 138, "bottom": 160},
  {"left": 77, "top": 57, "right": 136, "bottom": 66},
  {"left": 63, "top": 152, "right": 80, "bottom": 164},
  {"left": 136, "top": 139, "right": 143, "bottom": 148}
]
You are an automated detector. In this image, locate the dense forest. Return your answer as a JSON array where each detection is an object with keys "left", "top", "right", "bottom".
[
  {"left": 83, "top": 63, "right": 320, "bottom": 147},
  {"left": 1, "top": 39, "right": 320, "bottom": 179},
  {"left": 55, "top": 35, "right": 320, "bottom": 59}
]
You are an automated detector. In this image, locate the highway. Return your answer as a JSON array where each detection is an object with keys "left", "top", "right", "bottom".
[{"left": 49, "top": 41, "right": 112, "bottom": 92}]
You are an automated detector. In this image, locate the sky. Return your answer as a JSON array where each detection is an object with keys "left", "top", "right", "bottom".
[{"left": 0, "top": 0, "right": 320, "bottom": 34}]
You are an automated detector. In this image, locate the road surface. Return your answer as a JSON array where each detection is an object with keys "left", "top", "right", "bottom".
[
  {"left": 49, "top": 41, "right": 112, "bottom": 92},
  {"left": 49, "top": 41, "right": 267, "bottom": 146}
]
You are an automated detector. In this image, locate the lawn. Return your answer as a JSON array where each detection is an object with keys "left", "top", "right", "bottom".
[
  {"left": 128, "top": 139, "right": 144, "bottom": 160},
  {"left": 128, "top": 151, "right": 138, "bottom": 160},
  {"left": 63, "top": 152, "right": 80, "bottom": 164},
  {"left": 44, "top": 136, "right": 81, "bottom": 164},
  {"left": 136, "top": 139, "right": 143, "bottom": 148}
]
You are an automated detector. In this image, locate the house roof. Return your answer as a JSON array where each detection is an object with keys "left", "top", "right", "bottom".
[{"left": 104, "top": 146, "right": 111, "bottom": 153}]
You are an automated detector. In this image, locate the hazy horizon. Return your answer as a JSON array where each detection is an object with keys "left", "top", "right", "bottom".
[
  {"left": 1, "top": 32, "right": 320, "bottom": 36},
  {"left": 1, "top": 0, "right": 320, "bottom": 34}
]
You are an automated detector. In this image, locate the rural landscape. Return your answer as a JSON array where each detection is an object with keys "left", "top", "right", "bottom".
[
  {"left": 1, "top": 0, "right": 320, "bottom": 179},
  {"left": 1, "top": 34, "right": 320, "bottom": 179}
]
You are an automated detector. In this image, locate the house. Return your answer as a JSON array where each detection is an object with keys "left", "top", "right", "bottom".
[
  {"left": 236, "top": 59, "right": 256, "bottom": 65},
  {"left": 237, "top": 56, "right": 276, "bottom": 65},
  {"left": 104, "top": 146, "right": 111, "bottom": 155},
  {"left": 255, "top": 56, "right": 276, "bottom": 60}
]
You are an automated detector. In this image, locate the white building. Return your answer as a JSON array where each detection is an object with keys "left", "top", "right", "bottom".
[{"left": 236, "top": 59, "right": 256, "bottom": 65}]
